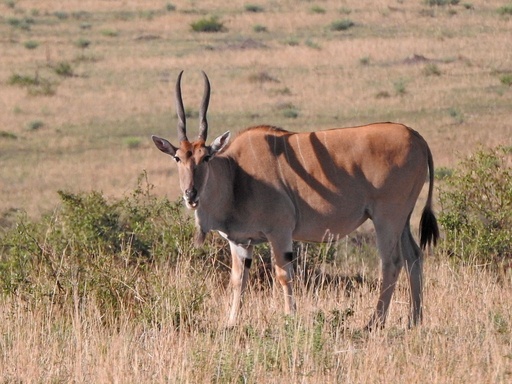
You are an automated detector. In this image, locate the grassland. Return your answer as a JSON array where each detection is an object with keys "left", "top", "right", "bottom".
[{"left": 0, "top": 0, "right": 511, "bottom": 382}]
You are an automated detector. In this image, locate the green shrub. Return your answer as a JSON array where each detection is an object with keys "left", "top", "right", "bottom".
[
  {"left": 101, "top": 29, "right": 119, "bottom": 37},
  {"left": 53, "top": 11, "right": 69, "bottom": 20},
  {"left": 424, "top": 0, "right": 460, "bottom": 5},
  {"left": 54, "top": 61, "right": 74, "bottom": 77},
  {"left": 305, "top": 39, "right": 321, "bottom": 49},
  {"left": 75, "top": 38, "right": 91, "bottom": 49},
  {"left": 359, "top": 56, "right": 371, "bottom": 66},
  {"left": 0, "top": 174, "right": 202, "bottom": 321},
  {"left": 26, "top": 120, "right": 44, "bottom": 130},
  {"left": 497, "top": 4, "right": 512, "bottom": 15},
  {"left": 375, "top": 90, "right": 391, "bottom": 99},
  {"left": 8, "top": 73, "right": 39, "bottom": 87},
  {"left": 276, "top": 102, "right": 299, "bottom": 119},
  {"left": 283, "top": 108, "right": 299, "bottom": 119},
  {"left": 8, "top": 17, "right": 34, "bottom": 30},
  {"left": 423, "top": 63, "right": 442, "bottom": 76},
  {"left": 499, "top": 74, "right": 512, "bottom": 86},
  {"left": 448, "top": 107, "right": 464, "bottom": 124},
  {"left": 283, "top": 37, "right": 300, "bottom": 46},
  {"left": 310, "top": 5, "right": 326, "bottom": 14},
  {"left": 438, "top": 146, "right": 512, "bottom": 269},
  {"left": 329, "top": 19, "right": 355, "bottom": 31},
  {"left": 434, "top": 166, "right": 453, "bottom": 180},
  {"left": 139, "top": 10, "right": 155, "bottom": 20},
  {"left": 123, "top": 137, "right": 142, "bottom": 149},
  {"left": 393, "top": 78, "right": 407, "bottom": 95},
  {"left": 0, "top": 131, "right": 17, "bottom": 140},
  {"left": 244, "top": 4, "right": 264, "bottom": 13},
  {"left": 24, "top": 40, "right": 39, "bottom": 50},
  {"left": 253, "top": 24, "right": 267, "bottom": 33},
  {"left": 8, "top": 73, "right": 56, "bottom": 96},
  {"left": 191, "top": 16, "right": 225, "bottom": 33}
]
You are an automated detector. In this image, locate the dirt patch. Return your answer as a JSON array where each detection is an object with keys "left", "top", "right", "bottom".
[
  {"left": 402, "top": 53, "right": 433, "bottom": 65},
  {"left": 221, "top": 38, "right": 268, "bottom": 51}
]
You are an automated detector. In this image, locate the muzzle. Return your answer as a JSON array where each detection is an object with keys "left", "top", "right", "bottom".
[{"left": 184, "top": 188, "right": 198, "bottom": 209}]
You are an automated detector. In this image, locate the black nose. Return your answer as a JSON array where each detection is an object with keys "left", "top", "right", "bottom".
[{"left": 185, "top": 188, "right": 197, "bottom": 201}]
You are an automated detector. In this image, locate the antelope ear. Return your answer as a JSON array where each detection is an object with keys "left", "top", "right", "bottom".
[
  {"left": 210, "top": 131, "right": 231, "bottom": 155},
  {"left": 152, "top": 135, "right": 178, "bottom": 156}
]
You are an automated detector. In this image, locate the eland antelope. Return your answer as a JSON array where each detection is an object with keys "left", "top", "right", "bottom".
[{"left": 152, "top": 71, "right": 439, "bottom": 329}]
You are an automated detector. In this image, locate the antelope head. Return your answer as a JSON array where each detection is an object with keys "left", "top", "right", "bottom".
[{"left": 152, "top": 71, "right": 230, "bottom": 209}]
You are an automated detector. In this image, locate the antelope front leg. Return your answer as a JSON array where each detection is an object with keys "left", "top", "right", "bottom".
[
  {"left": 227, "top": 241, "right": 253, "bottom": 327},
  {"left": 271, "top": 238, "right": 296, "bottom": 315}
]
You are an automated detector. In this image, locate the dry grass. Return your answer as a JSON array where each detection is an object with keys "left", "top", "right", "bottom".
[
  {"left": 1, "top": 257, "right": 511, "bottom": 383},
  {"left": 1, "top": 0, "right": 512, "bottom": 382}
]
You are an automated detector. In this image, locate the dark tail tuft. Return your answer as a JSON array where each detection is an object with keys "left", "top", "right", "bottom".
[
  {"left": 419, "top": 206, "right": 439, "bottom": 250},
  {"left": 419, "top": 139, "right": 439, "bottom": 250}
]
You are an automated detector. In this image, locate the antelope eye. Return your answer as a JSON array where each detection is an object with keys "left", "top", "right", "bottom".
[{"left": 173, "top": 156, "right": 181, "bottom": 163}]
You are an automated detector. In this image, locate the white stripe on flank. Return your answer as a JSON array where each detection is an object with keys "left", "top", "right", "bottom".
[
  {"left": 248, "top": 133, "right": 258, "bottom": 173},
  {"left": 295, "top": 135, "right": 307, "bottom": 168},
  {"left": 274, "top": 135, "right": 285, "bottom": 182}
]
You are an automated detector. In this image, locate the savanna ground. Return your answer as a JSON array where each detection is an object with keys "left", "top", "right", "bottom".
[{"left": 0, "top": 0, "right": 511, "bottom": 382}]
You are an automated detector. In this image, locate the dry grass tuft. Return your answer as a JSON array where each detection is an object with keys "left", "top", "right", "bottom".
[{"left": 0, "top": 258, "right": 510, "bottom": 382}]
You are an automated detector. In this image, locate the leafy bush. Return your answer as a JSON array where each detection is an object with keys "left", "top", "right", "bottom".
[
  {"left": 101, "top": 29, "right": 119, "bottom": 37},
  {"left": 0, "top": 131, "right": 17, "bottom": 140},
  {"left": 329, "top": 19, "right": 355, "bottom": 31},
  {"left": 75, "top": 38, "right": 91, "bottom": 49},
  {"left": 359, "top": 56, "right": 371, "bottom": 66},
  {"left": 275, "top": 102, "right": 299, "bottom": 119},
  {"left": 0, "top": 174, "right": 202, "bottom": 321},
  {"left": 434, "top": 166, "right": 453, "bottom": 180},
  {"left": 393, "top": 78, "right": 407, "bottom": 95},
  {"left": 54, "top": 61, "right": 74, "bottom": 77},
  {"left": 8, "top": 73, "right": 39, "bottom": 87},
  {"left": 438, "top": 146, "right": 512, "bottom": 269},
  {"left": 499, "top": 73, "right": 512, "bottom": 86},
  {"left": 448, "top": 107, "right": 464, "bottom": 124},
  {"left": 123, "top": 137, "right": 142, "bottom": 149},
  {"left": 8, "top": 73, "right": 56, "bottom": 96},
  {"left": 244, "top": 4, "right": 264, "bottom": 13},
  {"left": 24, "top": 40, "right": 39, "bottom": 50},
  {"left": 310, "top": 5, "right": 326, "bottom": 14},
  {"left": 53, "top": 11, "right": 69, "bottom": 20},
  {"left": 253, "top": 24, "right": 267, "bottom": 33},
  {"left": 424, "top": 0, "right": 460, "bottom": 5},
  {"left": 191, "top": 16, "right": 225, "bottom": 33},
  {"left": 26, "top": 120, "right": 44, "bottom": 130},
  {"left": 423, "top": 63, "right": 442, "bottom": 76},
  {"left": 7, "top": 17, "right": 34, "bottom": 30},
  {"left": 497, "top": 4, "right": 512, "bottom": 15},
  {"left": 282, "top": 107, "right": 299, "bottom": 119}
]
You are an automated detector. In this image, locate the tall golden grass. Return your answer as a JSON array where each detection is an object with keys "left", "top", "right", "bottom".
[
  {"left": 1, "top": 1, "right": 511, "bottom": 382},
  {"left": 1, "top": 256, "right": 510, "bottom": 382}
]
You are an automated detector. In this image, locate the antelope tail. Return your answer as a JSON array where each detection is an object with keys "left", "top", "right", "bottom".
[{"left": 419, "top": 145, "right": 440, "bottom": 250}]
